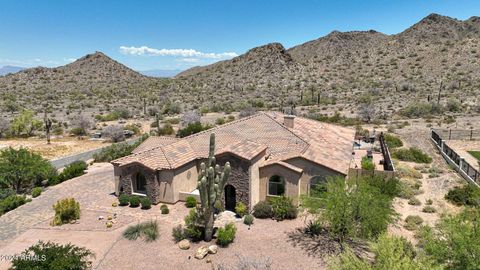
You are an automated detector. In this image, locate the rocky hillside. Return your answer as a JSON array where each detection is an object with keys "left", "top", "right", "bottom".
[{"left": 1, "top": 13, "right": 479, "bottom": 120}]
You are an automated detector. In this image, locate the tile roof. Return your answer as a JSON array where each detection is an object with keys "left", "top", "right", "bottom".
[{"left": 112, "top": 112, "right": 355, "bottom": 173}]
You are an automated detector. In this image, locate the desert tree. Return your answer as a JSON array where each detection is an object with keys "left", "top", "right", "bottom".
[
  {"left": 102, "top": 125, "right": 125, "bottom": 142},
  {"left": 197, "top": 133, "right": 231, "bottom": 241},
  {"left": 70, "top": 114, "right": 93, "bottom": 135},
  {"left": 10, "top": 110, "right": 42, "bottom": 137},
  {"left": 181, "top": 110, "right": 201, "bottom": 127},
  {"left": 358, "top": 102, "right": 376, "bottom": 123},
  {"left": 0, "top": 117, "right": 10, "bottom": 138}
]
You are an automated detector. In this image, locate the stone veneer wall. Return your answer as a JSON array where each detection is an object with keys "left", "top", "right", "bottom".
[
  {"left": 216, "top": 154, "right": 251, "bottom": 208},
  {"left": 118, "top": 164, "right": 161, "bottom": 204}
]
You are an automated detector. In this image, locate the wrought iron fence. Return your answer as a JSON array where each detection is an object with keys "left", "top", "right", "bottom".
[
  {"left": 431, "top": 129, "right": 480, "bottom": 185},
  {"left": 379, "top": 132, "right": 395, "bottom": 171}
]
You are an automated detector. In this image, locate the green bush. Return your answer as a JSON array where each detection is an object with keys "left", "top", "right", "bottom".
[
  {"left": 243, "top": 214, "right": 254, "bottom": 225},
  {"left": 253, "top": 201, "right": 273, "bottom": 218},
  {"left": 52, "top": 198, "right": 80, "bottom": 226},
  {"left": 0, "top": 189, "right": 15, "bottom": 200},
  {"left": 123, "top": 220, "right": 158, "bottom": 242},
  {"left": 161, "top": 204, "right": 169, "bottom": 214},
  {"left": 400, "top": 102, "right": 444, "bottom": 117},
  {"left": 31, "top": 187, "right": 42, "bottom": 198},
  {"left": 58, "top": 161, "right": 87, "bottom": 182},
  {"left": 177, "top": 122, "right": 212, "bottom": 138},
  {"left": 185, "top": 196, "right": 197, "bottom": 208},
  {"left": 305, "top": 219, "right": 323, "bottom": 236},
  {"left": 361, "top": 156, "right": 375, "bottom": 170},
  {"left": 93, "top": 134, "right": 149, "bottom": 162},
  {"left": 129, "top": 196, "right": 140, "bottom": 208},
  {"left": 445, "top": 184, "right": 480, "bottom": 206},
  {"left": 69, "top": 127, "right": 86, "bottom": 136},
  {"left": 140, "top": 197, "right": 152, "bottom": 210},
  {"left": 235, "top": 202, "right": 248, "bottom": 217},
  {"left": 10, "top": 241, "right": 94, "bottom": 270},
  {"left": 217, "top": 223, "right": 237, "bottom": 247},
  {"left": 404, "top": 215, "right": 423, "bottom": 231},
  {"left": 392, "top": 147, "right": 432, "bottom": 163},
  {"left": 384, "top": 133, "right": 403, "bottom": 148},
  {"left": 118, "top": 194, "right": 129, "bottom": 206},
  {"left": 408, "top": 197, "right": 421, "bottom": 206},
  {"left": 0, "top": 195, "right": 28, "bottom": 215},
  {"left": 172, "top": 225, "right": 186, "bottom": 243},
  {"left": 422, "top": 206, "right": 436, "bottom": 213},
  {"left": 184, "top": 209, "right": 203, "bottom": 242},
  {"left": 269, "top": 196, "right": 297, "bottom": 221}
]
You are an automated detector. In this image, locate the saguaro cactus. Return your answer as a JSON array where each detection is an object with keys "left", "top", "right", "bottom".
[
  {"left": 44, "top": 110, "right": 53, "bottom": 144},
  {"left": 197, "top": 133, "right": 231, "bottom": 241}
]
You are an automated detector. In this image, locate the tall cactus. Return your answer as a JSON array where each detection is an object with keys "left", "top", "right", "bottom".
[
  {"left": 44, "top": 109, "right": 53, "bottom": 145},
  {"left": 197, "top": 133, "right": 231, "bottom": 241}
]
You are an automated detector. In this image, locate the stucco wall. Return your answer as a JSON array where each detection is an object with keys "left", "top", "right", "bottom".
[
  {"left": 172, "top": 161, "right": 199, "bottom": 203},
  {"left": 259, "top": 164, "right": 302, "bottom": 202},
  {"left": 285, "top": 157, "right": 344, "bottom": 195},
  {"left": 249, "top": 152, "right": 265, "bottom": 210}
]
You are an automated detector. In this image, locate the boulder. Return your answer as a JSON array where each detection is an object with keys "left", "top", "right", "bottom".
[
  {"left": 195, "top": 246, "right": 209, "bottom": 259},
  {"left": 208, "top": 245, "right": 218, "bottom": 254},
  {"left": 178, "top": 239, "right": 190, "bottom": 250}
]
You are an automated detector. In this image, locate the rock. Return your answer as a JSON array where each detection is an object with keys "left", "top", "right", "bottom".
[
  {"left": 98, "top": 216, "right": 104, "bottom": 220},
  {"left": 208, "top": 245, "right": 218, "bottom": 254},
  {"left": 112, "top": 202, "right": 118, "bottom": 207},
  {"left": 195, "top": 246, "right": 209, "bottom": 259},
  {"left": 69, "top": 220, "right": 76, "bottom": 224},
  {"left": 178, "top": 239, "right": 190, "bottom": 250},
  {"left": 206, "top": 258, "right": 212, "bottom": 263}
]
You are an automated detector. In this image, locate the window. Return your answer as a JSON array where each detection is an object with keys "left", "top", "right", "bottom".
[
  {"left": 268, "top": 175, "right": 285, "bottom": 196},
  {"left": 134, "top": 172, "right": 147, "bottom": 194}
]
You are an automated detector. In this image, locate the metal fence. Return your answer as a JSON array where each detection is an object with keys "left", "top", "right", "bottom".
[
  {"left": 379, "top": 132, "right": 395, "bottom": 171},
  {"left": 431, "top": 129, "right": 480, "bottom": 186}
]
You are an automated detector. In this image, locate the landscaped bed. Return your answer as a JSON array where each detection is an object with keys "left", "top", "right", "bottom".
[{"left": 468, "top": 150, "right": 480, "bottom": 161}]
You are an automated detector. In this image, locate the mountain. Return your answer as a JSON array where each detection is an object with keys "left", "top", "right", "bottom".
[
  {"left": 1, "top": 13, "right": 479, "bottom": 119},
  {"left": 138, "top": 69, "right": 182, "bottom": 77},
  {"left": 0, "top": 66, "right": 25, "bottom": 76}
]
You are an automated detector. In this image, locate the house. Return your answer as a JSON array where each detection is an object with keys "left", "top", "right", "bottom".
[{"left": 111, "top": 112, "right": 356, "bottom": 211}]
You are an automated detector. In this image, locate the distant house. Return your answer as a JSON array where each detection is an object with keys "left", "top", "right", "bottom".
[{"left": 111, "top": 112, "right": 356, "bottom": 210}]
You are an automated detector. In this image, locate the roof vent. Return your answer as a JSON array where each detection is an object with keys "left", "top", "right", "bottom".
[{"left": 284, "top": 115, "right": 295, "bottom": 129}]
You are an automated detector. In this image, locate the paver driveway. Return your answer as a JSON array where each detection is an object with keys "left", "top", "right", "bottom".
[{"left": 0, "top": 163, "right": 116, "bottom": 248}]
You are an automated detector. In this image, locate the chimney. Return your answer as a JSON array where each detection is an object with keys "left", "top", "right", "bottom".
[{"left": 284, "top": 115, "right": 295, "bottom": 129}]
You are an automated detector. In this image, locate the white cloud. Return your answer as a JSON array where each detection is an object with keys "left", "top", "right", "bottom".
[
  {"left": 119, "top": 46, "right": 238, "bottom": 59},
  {"left": 176, "top": 58, "right": 200, "bottom": 63}
]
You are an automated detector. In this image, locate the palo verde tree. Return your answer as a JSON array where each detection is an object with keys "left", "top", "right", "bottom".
[{"left": 197, "top": 133, "right": 231, "bottom": 241}]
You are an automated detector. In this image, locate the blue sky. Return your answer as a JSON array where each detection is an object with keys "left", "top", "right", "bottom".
[{"left": 0, "top": 0, "right": 479, "bottom": 71}]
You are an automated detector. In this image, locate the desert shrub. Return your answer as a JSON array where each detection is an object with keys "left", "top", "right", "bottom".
[
  {"left": 269, "top": 196, "right": 297, "bottom": 221},
  {"left": 235, "top": 202, "right": 248, "bottom": 217},
  {"left": 93, "top": 134, "right": 148, "bottom": 162},
  {"left": 31, "top": 187, "right": 42, "bottom": 198},
  {"left": 123, "top": 220, "right": 158, "bottom": 242},
  {"left": 361, "top": 156, "right": 375, "bottom": 170},
  {"left": 426, "top": 198, "right": 433, "bottom": 205},
  {"left": 129, "top": 196, "right": 140, "bottom": 208},
  {"left": 161, "top": 206, "right": 169, "bottom": 214},
  {"left": 69, "top": 127, "right": 86, "bottom": 136},
  {"left": 177, "top": 122, "right": 212, "bottom": 138},
  {"left": 400, "top": 102, "right": 444, "bottom": 117},
  {"left": 422, "top": 206, "right": 436, "bottom": 213},
  {"left": 52, "top": 198, "right": 80, "bottom": 226},
  {"left": 118, "top": 194, "right": 129, "bottom": 206},
  {"left": 396, "top": 164, "right": 423, "bottom": 179},
  {"left": 445, "top": 184, "right": 480, "bottom": 206},
  {"left": 404, "top": 215, "right": 423, "bottom": 231},
  {"left": 0, "top": 147, "right": 56, "bottom": 193},
  {"left": 253, "top": 201, "right": 273, "bottom": 218},
  {"left": 103, "top": 125, "right": 125, "bottom": 142},
  {"left": 215, "top": 117, "right": 226, "bottom": 125},
  {"left": 184, "top": 209, "right": 203, "bottom": 241},
  {"left": 328, "top": 233, "right": 438, "bottom": 270},
  {"left": 0, "top": 189, "right": 15, "bottom": 200},
  {"left": 185, "top": 196, "right": 197, "bottom": 208},
  {"left": 446, "top": 98, "right": 462, "bottom": 112},
  {"left": 305, "top": 219, "right": 323, "bottom": 236},
  {"left": 0, "top": 195, "right": 28, "bottom": 215},
  {"left": 384, "top": 133, "right": 403, "bottom": 148},
  {"left": 172, "top": 225, "right": 186, "bottom": 243},
  {"left": 418, "top": 208, "right": 480, "bottom": 269},
  {"left": 124, "top": 123, "right": 141, "bottom": 135},
  {"left": 140, "top": 197, "right": 152, "bottom": 209},
  {"left": 158, "top": 122, "right": 174, "bottom": 135},
  {"left": 243, "top": 214, "right": 254, "bottom": 225},
  {"left": 392, "top": 147, "right": 432, "bottom": 163},
  {"left": 10, "top": 241, "right": 94, "bottom": 270},
  {"left": 217, "top": 223, "right": 237, "bottom": 247},
  {"left": 408, "top": 197, "right": 421, "bottom": 206},
  {"left": 58, "top": 161, "right": 87, "bottom": 182}
]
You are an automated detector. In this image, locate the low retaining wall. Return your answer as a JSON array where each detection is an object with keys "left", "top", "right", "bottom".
[{"left": 347, "top": 168, "right": 395, "bottom": 180}]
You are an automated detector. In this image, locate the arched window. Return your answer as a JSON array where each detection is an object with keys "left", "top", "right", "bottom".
[
  {"left": 268, "top": 175, "right": 285, "bottom": 196},
  {"left": 134, "top": 172, "right": 147, "bottom": 194},
  {"left": 309, "top": 176, "right": 327, "bottom": 198}
]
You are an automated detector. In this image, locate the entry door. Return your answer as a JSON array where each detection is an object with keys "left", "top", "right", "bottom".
[{"left": 224, "top": 185, "right": 236, "bottom": 211}]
